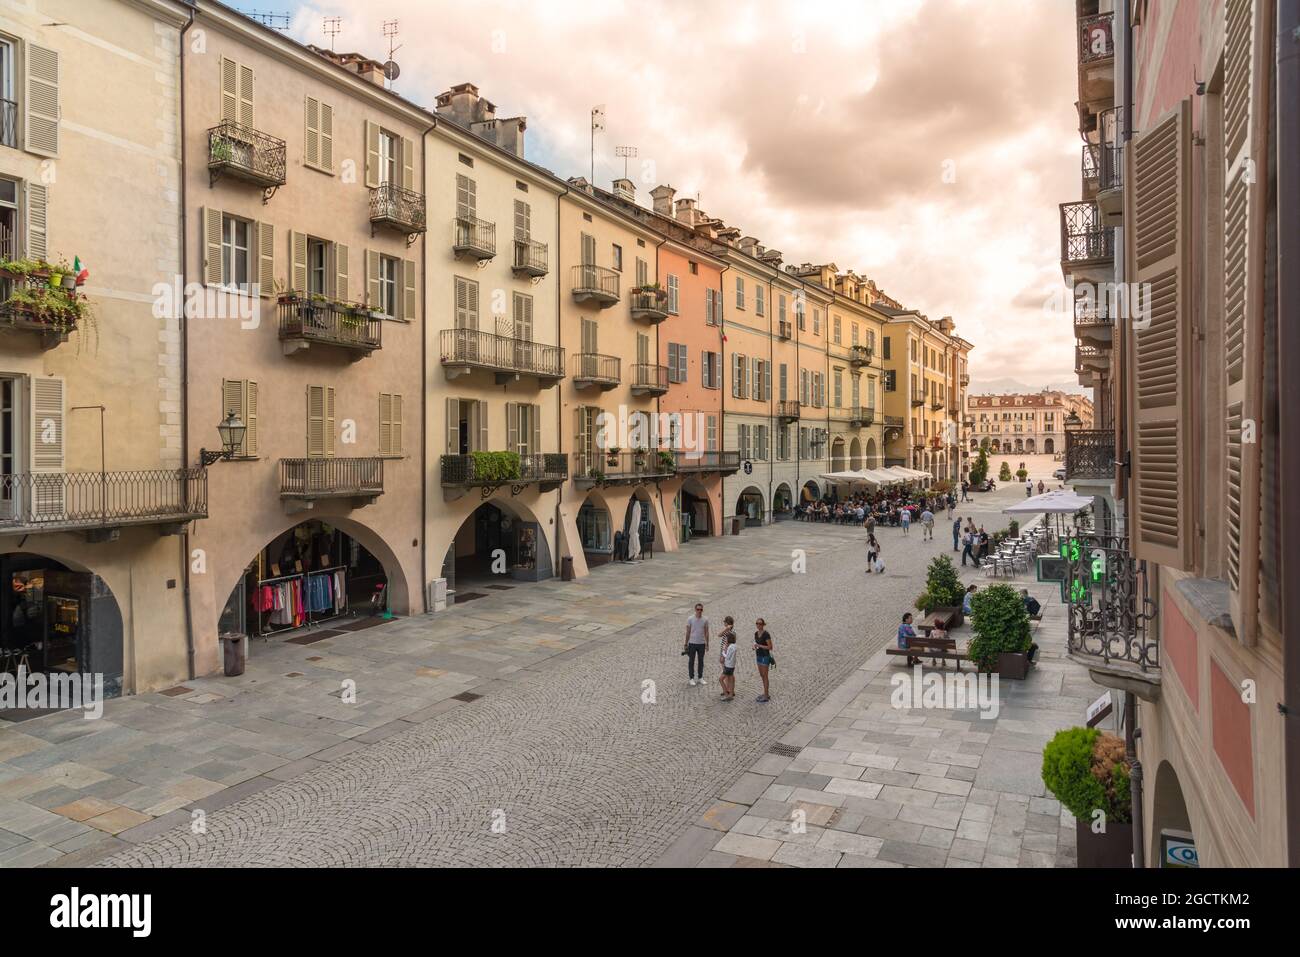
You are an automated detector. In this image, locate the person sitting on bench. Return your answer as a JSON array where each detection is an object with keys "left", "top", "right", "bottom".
[
  {"left": 1021, "top": 589, "right": 1042, "bottom": 618},
  {"left": 898, "top": 612, "right": 919, "bottom": 667}
]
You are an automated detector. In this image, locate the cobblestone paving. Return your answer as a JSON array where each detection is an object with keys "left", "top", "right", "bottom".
[{"left": 90, "top": 504, "right": 1009, "bottom": 867}]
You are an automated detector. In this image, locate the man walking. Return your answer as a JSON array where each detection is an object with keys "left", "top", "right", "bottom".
[
  {"left": 683, "top": 603, "right": 710, "bottom": 686},
  {"left": 962, "top": 527, "right": 978, "bottom": 567},
  {"left": 960, "top": 480, "right": 970, "bottom": 502},
  {"left": 952, "top": 516, "right": 963, "bottom": 552},
  {"left": 920, "top": 507, "right": 935, "bottom": 541}
]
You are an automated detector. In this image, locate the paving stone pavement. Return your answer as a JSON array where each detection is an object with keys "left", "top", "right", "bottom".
[{"left": 1, "top": 482, "right": 1090, "bottom": 867}]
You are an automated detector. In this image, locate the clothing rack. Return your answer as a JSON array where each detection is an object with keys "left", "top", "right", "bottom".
[{"left": 251, "top": 564, "right": 350, "bottom": 640}]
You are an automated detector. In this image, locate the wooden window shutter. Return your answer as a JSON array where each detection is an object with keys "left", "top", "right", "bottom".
[
  {"left": 325, "top": 387, "right": 335, "bottom": 457},
  {"left": 244, "top": 380, "right": 258, "bottom": 456},
  {"left": 401, "top": 137, "right": 415, "bottom": 190},
  {"left": 24, "top": 44, "right": 59, "bottom": 157},
  {"left": 456, "top": 174, "right": 476, "bottom": 219},
  {"left": 220, "top": 57, "right": 239, "bottom": 123},
  {"left": 26, "top": 183, "right": 48, "bottom": 262},
  {"left": 257, "top": 222, "right": 275, "bottom": 298},
  {"left": 334, "top": 243, "right": 349, "bottom": 302},
  {"left": 476, "top": 399, "right": 489, "bottom": 452},
  {"left": 392, "top": 394, "right": 403, "bottom": 455},
  {"left": 238, "top": 63, "right": 254, "bottom": 127},
  {"left": 506, "top": 402, "right": 519, "bottom": 452},
  {"left": 307, "top": 385, "right": 326, "bottom": 458},
  {"left": 365, "top": 121, "right": 381, "bottom": 188},
  {"left": 1126, "top": 97, "right": 1192, "bottom": 570},
  {"left": 1224, "top": 0, "right": 1268, "bottom": 643},
  {"left": 366, "top": 249, "right": 380, "bottom": 310},
  {"left": 514, "top": 200, "right": 530, "bottom": 240},
  {"left": 290, "top": 230, "right": 308, "bottom": 292},
  {"left": 574, "top": 407, "right": 586, "bottom": 457},
  {"left": 320, "top": 102, "right": 334, "bottom": 170},
  {"left": 530, "top": 403, "right": 541, "bottom": 455},
  {"left": 402, "top": 258, "right": 417, "bottom": 321},
  {"left": 203, "top": 207, "right": 223, "bottom": 286},
  {"left": 29, "top": 376, "right": 65, "bottom": 517},
  {"left": 446, "top": 397, "right": 460, "bottom": 454},
  {"left": 379, "top": 393, "right": 393, "bottom": 456},
  {"left": 455, "top": 276, "right": 478, "bottom": 329},
  {"left": 305, "top": 96, "right": 320, "bottom": 168}
]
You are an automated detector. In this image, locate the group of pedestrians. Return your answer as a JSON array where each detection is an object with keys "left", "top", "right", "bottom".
[
  {"left": 958, "top": 519, "right": 990, "bottom": 567},
  {"left": 683, "top": 604, "right": 773, "bottom": 703}
]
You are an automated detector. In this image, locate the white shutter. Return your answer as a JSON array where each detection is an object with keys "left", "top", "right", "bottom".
[
  {"left": 29, "top": 376, "right": 65, "bottom": 518},
  {"left": 305, "top": 97, "right": 320, "bottom": 168},
  {"left": 26, "top": 183, "right": 48, "bottom": 262},
  {"left": 379, "top": 393, "right": 393, "bottom": 456},
  {"left": 25, "top": 44, "right": 59, "bottom": 157}
]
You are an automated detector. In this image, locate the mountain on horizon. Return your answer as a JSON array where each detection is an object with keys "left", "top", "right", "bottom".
[{"left": 967, "top": 376, "right": 1089, "bottom": 396}]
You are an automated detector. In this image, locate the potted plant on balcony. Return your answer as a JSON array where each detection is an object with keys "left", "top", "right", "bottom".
[
  {"left": 606, "top": 446, "right": 621, "bottom": 469},
  {"left": 634, "top": 283, "right": 668, "bottom": 303},
  {"left": 632, "top": 445, "right": 648, "bottom": 470},
  {"left": 967, "top": 582, "right": 1033, "bottom": 678},
  {"left": 914, "top": 554, "right": 966, "bottom": 627},
  {"left": 469, "top": 450, "right": 521, "bottom": 483},
  {"left": 1042, "top": 726, "right": 1132, "bottom": 867},
  {"left": 657, "top": 450, "right": 676, "bottom": 473}
]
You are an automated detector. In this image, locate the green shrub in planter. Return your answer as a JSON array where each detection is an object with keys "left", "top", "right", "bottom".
[
  {"left": 998, "top": 461, "right": 1012, "bottom": 482},
  {"left": 966, "top": 582, "right": 1031, "bottom": 671},
  {"left": 1041, "top": 727, "right": 1132, "bottom": 823},
  {"left": 915, "top": 555, "right": 965, "bottom": 613},
  {"left": 1008, "top": 519, "right": 1020, "bottom": 537},
  {"left": 1016, "top": 468, "right": 1028, "bottom": 481},
  {"left": 470, "top": 450, "right": 521, "bottom": 483}
]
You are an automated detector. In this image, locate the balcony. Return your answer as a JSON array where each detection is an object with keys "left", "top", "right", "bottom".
[
  {"left": 0, "top": 469, "right": 207, "bottom": 540},
  {"left": 778, "top": 321, "right": 792, "bottom": 340},
  {"left": 0, "top": 97, "right": 14, "bottom": 148},
  {"left": 1060, "top": 201, "right": 1115, "bottom": 282},
  {"left": 208, "top": 120, "right": 286, "bottom": 200},
  {"left": 0, "top": 271, "right": 86, "bottom": 349},
  {"left": 368, "top": 183, "right": 427, "bottom": 242},
  {"left": 440, "top": 452, "right": 567, "bottom": 501},
  {"left": 1075, "top": 343, "right": 1109, "bottom": 374},
  {"left": 848, "top": 345, "right": 873, "bottom": 368},
  {"left": 449, "top": 214, "right": 495, "bottom": 261},
  {"left": 930, "top": 398, "right": 944, "bottom": 412},
  {"left": 1064, "top": 429, "right": 1114, "bottom": 482},
  {"left": 512, "top": 238, "right": 548, "bottom": 278},
  {"left": 440, "top": 328, "right": 564, "bottom": 387},
  {"left": 571, "top": 265, "right": 620, "bottom": 307},
  {"left": 883, "top": 415, "right": 905, "bottom": 438},
  {"left": 673, "top": 450, "right": 741, "bottom": 475},
  {"left": 279, "top": 457, "right": 383, "bottom": 511},
  {"left": 910, "top": 394, "right": 925, "bottom": 408},
  {"left": 572, "top": 353, "right": 621, "bottom": 391},
  {"left": 278, "top": 296, "right": 381, "bottom": 358},
  {"left": 629, "top": 288, "right": 670, "bottom": 324},
  {"left": 1064, "top": 534, "right": 1160, "bottom": 695},
  {"left": 573, "top": 450, "right": 675, "bottom": 486},
  {"left": 777, "top": 400, "right": 801, "bottom": 423},
  {"left": 1074, "top": 301, "right": 1113, "bottom": 347},
  {"left": 848, "top": 406, "right": 875, "bottom": 428},
  {"left": 1077, "top": 11, "right": 1115, "bottom": 109},
  {"left": 630, "top": 362, "right": 669, "bottom": 397},
  {"left": 959, "top": 373, "right": 970, "bottom": 387},
  {"left": 1081, "top": 144, "right": 1101, "bottom": 199},
  {"left": 1096, "top": 107, "right": 1124, "bottom": 219}
]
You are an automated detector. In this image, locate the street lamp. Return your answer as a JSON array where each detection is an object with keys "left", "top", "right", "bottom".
[
  {"left": 1063, "top": 410, "right": 1083, "bottom": 430},
  {"left": 200, "top": 410, "right": 246, "bottom": 466}
]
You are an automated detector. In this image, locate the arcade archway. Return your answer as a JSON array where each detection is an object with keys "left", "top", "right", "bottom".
[
  {"left": 736, "top": 486, "right": 765, "bottom": 526},
  {"left": 830, "top": 438, "right": 846, "bottom": 472},
  {"left": 773, "top": 482, "right": 794, "bottom": 520},
  {"left": 864, "top": 437, "right": 879, "bottom": 469},
  {"left": 849, "top": 437, "right": 862, "bottom": 470}
]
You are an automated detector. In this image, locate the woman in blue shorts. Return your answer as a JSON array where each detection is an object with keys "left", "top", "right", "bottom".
[{"left": 753, "top": 618, "right": 774, "bottom": 703}]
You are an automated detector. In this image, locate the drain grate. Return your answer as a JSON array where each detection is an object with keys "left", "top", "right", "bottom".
[
  {"left": 768, "top": 743, "right": 802, "bottom": 758},
  {"left": 451, "top": 691, "right": 483, "bottom": 703}
]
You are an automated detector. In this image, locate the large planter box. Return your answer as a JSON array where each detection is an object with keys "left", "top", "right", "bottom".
[
  {"left": 932, "top": 605, "right": 964, "bottom": 628},
  {"left": 996, "top": 651, "right": 1030, "bottom": 680},
  {"left": 1075, "top": 818, "right": 1133, "bottom": 868}
]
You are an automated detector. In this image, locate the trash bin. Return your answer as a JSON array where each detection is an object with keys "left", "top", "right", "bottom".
[
  {"left": 220, "top": 632, "right": 246, "bottom": 677},
  {"left": 731, "top": 516, "right": 744, "bottom": 535},
  {"left": 561, "top": 556, "right": 575, "bottom": 581}
]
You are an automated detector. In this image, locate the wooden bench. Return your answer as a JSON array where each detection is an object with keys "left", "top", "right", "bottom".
[
  {"left": 918, "top": 609, "right": 957, "bottom": 638},
  {"left": 886, "top": 634, "right": 969, "bottom": 670}
]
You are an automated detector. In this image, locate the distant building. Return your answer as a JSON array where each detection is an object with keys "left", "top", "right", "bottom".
[{"left": 966, "top": 390, "right": 1093, "bottom": 456}]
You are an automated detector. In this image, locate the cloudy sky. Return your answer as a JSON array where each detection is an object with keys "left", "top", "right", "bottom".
[{"left": 256, "top": 0, "right": 1082, "bottom": 390}]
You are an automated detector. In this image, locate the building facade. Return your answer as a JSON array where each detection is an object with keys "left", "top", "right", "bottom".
[
  {"left": 967, "top": 390, "right": 1094, "bottom": 457},
  {"left": 1059, "top": 0, "right": 1297, "bottom": 867}
]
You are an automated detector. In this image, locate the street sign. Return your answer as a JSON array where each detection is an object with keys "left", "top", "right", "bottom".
[
  {"left": 1085, "top": 691, "right": 1112, "bottom": 728},
  {"left": 1160, "top": 830, "right": 1198, "bottom": 868},
  {"left": 743, "top": 460, "right": 753, "bottom": 475}
]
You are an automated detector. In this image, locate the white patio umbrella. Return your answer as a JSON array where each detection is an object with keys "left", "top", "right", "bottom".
[
  {"left": 1002, "top": 490, "right": 1095, "bottom": 514},
  {"left": 626, "top": 501, "right": 642, "bottom": 560}
]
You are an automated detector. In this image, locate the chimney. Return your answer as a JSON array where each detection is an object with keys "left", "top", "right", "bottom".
[
  {"left": 759, "top": 248, "right": 783, "bottom": 266},
  {"left": 611, "top": 178, "right": 635, "bottom": 202},
  {"left": 308, "top": 46, "right": 386, "bottom": 87},
  {"left": 650, "top": 184, "right": 676, "bottom": 217},
  {"left": 437, "top": 83, "right": 527, "bottom": 157},
  {"left": 674, "top": 197, "right": 698, "bottom": 226},
  {"left": 738, "top": 236, "right": 759, "bottom": 255},
  {"left": 717, "top": 226, "right": 741, "bottom": 243},
  {"left": 567, "top": 176, "right": 595, "bottom": 195}
]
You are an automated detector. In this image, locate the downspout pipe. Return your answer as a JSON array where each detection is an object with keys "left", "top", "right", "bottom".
[
  {"left": 555, "top": 182, "right": 569, "bottom": 570},
  {"left": 718, "top": 263, "right": 730, "bottom": 530},
  {"left": 419, "top": 114, "right": 436, "bottom": 610},
  {"left": 179, "top": 4, "right": 196, "bottom": 681}
]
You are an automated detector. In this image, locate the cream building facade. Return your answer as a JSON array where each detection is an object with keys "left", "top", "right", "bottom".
[{"left": 967, "top": 390, "right": 1094, "bottom": 457}]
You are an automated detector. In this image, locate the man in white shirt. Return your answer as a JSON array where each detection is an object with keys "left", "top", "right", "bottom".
[{"left": 683, "top": 603, "right": 710, "bottom": 686}]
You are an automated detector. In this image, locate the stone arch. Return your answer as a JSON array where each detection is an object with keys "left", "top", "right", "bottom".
[
  {"left": 1044, "top": 437, "right": 1056, "bottom": 454},
  {"left": 679, "top": 477, "right": 719, "bottom": 536},
  {"left": 864, "top": 437, "right": 879, "bottom": 469},
  {"left": 624, "top": 486, "right": 664, "bottom": 554},
  {"left": 1026, "top": 438, "right": 1036, "bottom": 453},
  {"left": 801, "top": 480, "right": 820, "bottom": 502},
  {"left": 830, "top": 437, "right": 847, "bottom": 472},
  {"left": 1152, "top": 759, "right": 1197, "bottom": 867},
  {"left": 445, "top": 493, "right": 558, "bottom": 586},
  {"left": 773, "top": 482, "right": 794, "bottom": 519},
  {"left": 849, "top": 437, "right": 862, "bottom": 470},
  {"left": 735, "top": 485, "right": 765, "bottom": 525}
]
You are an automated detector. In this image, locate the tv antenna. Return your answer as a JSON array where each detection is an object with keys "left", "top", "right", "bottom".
[
  {"left": 382, "top": 19, "right": 402, "bottom": 88},
  {"left": 323, "top": 17, "right": 342, "bottom": 50},
  {"left": 242, "top": 9, "right": 290, "bottom": 31},
  {"left": 615, "top": 146, "right": 638, "bottom": 179}
]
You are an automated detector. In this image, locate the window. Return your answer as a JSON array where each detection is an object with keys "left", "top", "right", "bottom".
[
  {"left": 702, "top": 351, "right": 720, "bottom": 389},
  {"left": 612, "top": 244, "right": 623, "bottom": 271},
  {"left": 0, "top": 177, "right": 18, "bottom": 260},
  {"left": 777, "top": 425, "right": 789, "bottom": 460},
  {"left": 379, "top": 393, "right": 403, "bottom": 456},
  {"left": 735, "top": 276, "right": 745, "bottom": 310},
  {"left": 707, "top": 415, "right": 718, "bottom": 451},
  {"left": 306, "top": 385, "right": 335, "bottom": 458},
  {"left": 0, "top": 39, "right": 15, "bottom": 148},
  {"left": 221, "top": 214, "right": 252, "bottom": 291},
  {"left": 705, "top": 287, "right": 718, "bottom": 325},
  {"left": 506, "top": 402, "right": 539, "bottom": 456},
  {"left": 635, "top": 257, "right": 648, "bottom": 286},
  {"left": 513, "top": 292, "right": 533, "bottom": 341},
  {"left": 454, "top": 275, "right": 479, "bottom": 329},
  {"left": 667, "top": 274, "right": 680, "bottom": 314},
  {"left": 377, "top": 130, "right": 399, "bottom": 185},
  {"left": 813, "top": 308, "right": 820, "bottom": 336},
  {"left": 304, "top": 96, "right": 334, "bottom": 172},
  {"left": 689, "top": 261, "right": 698, "bottom": 275},
  {"left": 578, "top": 501, "right": 611, "bottom": 551},
  {"left": 668, "top": 343, "right": 687, "bottom": 383},
  {"left": 851, "top": 323, "right": 859, "bottom": 346},
  {"left": 307, "top": 237, "right": 329, "bottom": 295},
  {"left": 377, "top": 255, "right": 399, "bottom": 317},
  {"left": 514, "top": 200, "right": 531, "bottom": 241},
  {"left": 754, "top": 425, "right": 768, "bottom": 461},
  {"left": 738, "top": 424, "right": 751, "bottom": 459},
  {"left": 755, "top": 285, "right": 765, "bottom": 317},
  {"left": 731, "top": 354, "right": 748, "bottom": 399},
  {"left": 833, "top": 369, "right": 843, "bottom": 408},
  {"left": 779, "top": 363, "right": 788, "bottom": 401},
  {"left": 832, "top": 315, "right": 841, "bottom": 344},
  {"left": 883, "top": 370, "right": 896, "bottom": 392}
]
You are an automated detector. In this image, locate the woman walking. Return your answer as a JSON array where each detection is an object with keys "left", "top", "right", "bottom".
[
  {"left": 718, "top": 616, "right": 737, "bottom": 701},
  {"left": 753, "top": 619, "right": 773, "bottom": 703},
  {"left": 865, "top": 533, "right": 881, "bottom": 573}
]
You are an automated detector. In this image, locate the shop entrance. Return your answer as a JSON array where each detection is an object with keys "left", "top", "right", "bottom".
[
  {"left": 224, "top": 520, "right": 392, "bottom": 641},
  {"left": 679, "top": 482, "right": 713, "bottom": 541},
  {"left": 444, "top": 500, "right": 551, "bottom": 595},
  {"left": 0, "top": 553, "right": 124, "bottom": 705}
]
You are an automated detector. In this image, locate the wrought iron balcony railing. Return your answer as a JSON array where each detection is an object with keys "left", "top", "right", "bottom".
[
  {"left": 776, "top": 400, "right": 801, "bottom": 421},
  {"left": 0, "top": 469, "right": 207, "bottom": 533},
  {"left": 1064, "top": 428, "right": 1114, "bottom": 482},
  {"left": 0, "top": 272, "right": 83, "bottom": 348},
  {"left": 1060, "top": 201, "right": 1115, "bottom": 269},
  {"left": 960, "top": 373, "right": 970, "bottom": 386},
  {"left": 512, "top": 237, "right": 548, "bottom": 277},
  {"left": 0, "top": 98, "right": 15, "bottom": 149},
  {"left": 440, "top": 453, "right": 567, "bottom": 490},
  {"left": 631, "top": 362, "right": 669, "bottom": 396},
  {"left": 279, "top": 457, "right": 384, "bottom": 501},
  {"left": 440, "top": 328, "right": 564, "bottom": 382},
  {"left": 278, "top": 297, "right": 382, "bottom": 354},
  {"left": 1075, "top": 343, "right": 1109, "bottom": 373},
  {"left": 930, "top": 398, "right": 944, "bottom": 411},
  {"left": 910, "top": 394, "right": 925, "bottom": 408},
  {"left": 849, "top": 345, "right": 873, "bottom": 367},
  {"left": 883, "top": 415, "right": 905, "bottom": 433},
  {"left": 370, "top": 183, "right": 427, "bottom": 238},
  {"left": 848, "top": 406, "right": 875, "bottom": 428},
  {"left": 572, "top": 352, "right": 621, "bottom": 389},
  {"left": 208, "top": 120, "right": 287, "bottom": 195},
  {"left": 673, "top": 450, "right": 741, "bottom": 474},
  {"left": 1063, "top": 533, "right": 1159, "bottom": 682},
  {"left": 1082, "top": 143, "right": 1101, "bottom": 196},
  {"left": 571, "top": 265, "right": 620, "bottom": 306},
  {"left": 452, "top": 215, "right": 495, "bottom": 259},
  {"left": 778, "top": 321, "right": 792, "bottom": 340},
  {"left": 1078, "top": 11, "right": 1115, "bottom": 65},
  {"left": 629, "top": 288, "right": 670, "bottom": 323},
  {"left": 573, "top": 450, "right": 674, "bottom": 484}
]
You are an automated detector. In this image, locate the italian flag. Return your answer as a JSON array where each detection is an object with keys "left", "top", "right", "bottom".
[{"left": 74, "top": 256, "right": 89, "bottom": 285}]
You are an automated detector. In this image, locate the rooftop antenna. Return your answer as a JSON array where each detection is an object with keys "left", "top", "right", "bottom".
[
  {"left": 322, "top": 16, "right": 342, "bottom": 50},
  {"left": 381, "top": 19, "right": 402, "bottom": 90},
  {"left": 615, "top": 146, "right": 638, "bottom": 179},
  {"left": 242, "top": 9, "right": 290, "bottom": 31},
  {"left": 590, "top": 105, "right": 606, "bottom": 183}
]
